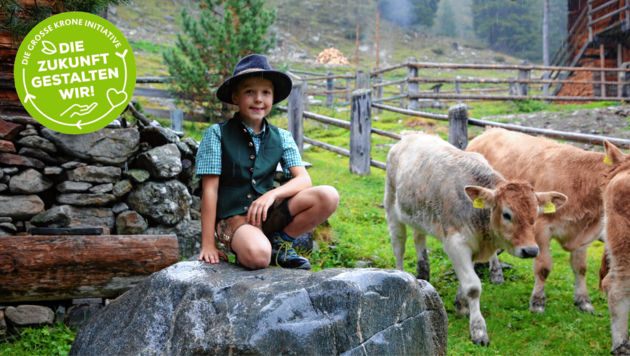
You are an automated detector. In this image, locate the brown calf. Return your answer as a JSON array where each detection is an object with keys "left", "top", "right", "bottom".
[
  {"left": 600, "top": 155, "right": 630, "bottom": 356},
  {"left": 467, "top": 128, "right": 625, "bottom": 315}
]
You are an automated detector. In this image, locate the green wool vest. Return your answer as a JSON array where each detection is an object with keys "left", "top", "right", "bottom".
[{"left": 216, "top": 114, "right": 283, "bottom": 220}]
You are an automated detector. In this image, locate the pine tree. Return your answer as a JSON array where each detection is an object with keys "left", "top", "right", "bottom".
[
  {"left": 377, "top": 0, "right": 440, "bottom": 29},
  {"left": 163, "top": 0, "right": 276, "bottom": 121},
  {"left": 439, "top": 0, "right": 458, "bottom": 38}
]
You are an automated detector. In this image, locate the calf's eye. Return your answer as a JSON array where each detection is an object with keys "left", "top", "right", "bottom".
[{"left": 502, "top": 212, "right": 512, "bottom": 221}]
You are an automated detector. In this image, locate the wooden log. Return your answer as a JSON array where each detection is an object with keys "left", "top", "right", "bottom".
[
  {"left": 455, "top": 76, "right": 462, "bottom": 104},
  {"left": 288, "top": 81, "right": 304, "bottom": 155},
  {"left": 0, "top": 234, "right": 178, "bottom": 302},
  {"left": 406, "top": 57, "right": 419, "bottom": 110},
  {"left": 448, "top": 104, "right": 469, "bottom": 150},
  {"left": 350, "top": 89, "right": 372, "bottom": 176},
  {"left": 303, "top": 137, "right": 386, "bottom": 170},
  {"left": 399, "top": 81, "right": 405, "bottom": 108},
  {"left": 345, "top": 72, "right": 351, "bottom": 102},
  {"left": 326, "top": 72, "right": 334, "bottom": 106},
  {"left": 376, "top": 73, "right": 383, "bottom": 114}
]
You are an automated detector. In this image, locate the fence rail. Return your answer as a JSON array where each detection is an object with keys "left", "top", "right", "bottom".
[{"left": 277, "top": 87, "right": 630, "bottom": 175}]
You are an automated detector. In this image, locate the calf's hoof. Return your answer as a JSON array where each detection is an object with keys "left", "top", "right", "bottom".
[
  {"left": 471, "top": 333, "right": 490, "bottom": 346},
  {"left": 490, "top": 273, "right": 505, "bottom": 285},
  {"left": 530, "top": 305, "right": 545, "bottom": 314},
  {"left": 529, "top": 294, "right": 546, "bottom": 314},
  {"left": 574, "top": 299, "right": 595, "bottom": 315},
  {"left": 612, "top": 340, "right": 630, "bottom": 356}
]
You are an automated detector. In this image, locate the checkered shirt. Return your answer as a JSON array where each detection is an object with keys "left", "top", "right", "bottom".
[{"left": 196, "top": 119, "right": 303, "bottom": 179}]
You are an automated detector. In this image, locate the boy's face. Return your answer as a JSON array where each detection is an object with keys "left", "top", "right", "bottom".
[{"left": 231, "top": 77, "right": 274, "bottom": 122}]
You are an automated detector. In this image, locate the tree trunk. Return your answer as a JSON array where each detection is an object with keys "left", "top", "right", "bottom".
[
  {"left": 543, "top": 0, "right": 550, "bottom": 96},
  {"left": 0, "top": 234, "right": 179, "bottom": 302}
]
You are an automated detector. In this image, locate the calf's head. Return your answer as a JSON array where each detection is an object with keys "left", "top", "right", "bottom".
[{"left": 465, "top": 182, "right": 567, "bottom": 258}]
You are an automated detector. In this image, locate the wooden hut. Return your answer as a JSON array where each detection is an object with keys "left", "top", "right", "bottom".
[{"left": 552, "top": 0, "right": 630, "bottom": 97}]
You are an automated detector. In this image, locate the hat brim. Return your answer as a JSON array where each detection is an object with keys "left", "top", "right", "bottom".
[{"left": 216, "top": 70, "right": 293, "bottom": 105}]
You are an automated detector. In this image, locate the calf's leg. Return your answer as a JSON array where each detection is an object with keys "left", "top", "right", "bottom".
[
  {"left": 570, "top": 245, "right": 594, "bottom": 314},
  {"left": 603, "top": 272, "right": 630, "bottom": 356},
  {"left": 488, "top": 252, "right": 505, "bottom": 285},
  {"left": 413, "top": 229, "right": 430, "bottom": 281},
  {"left": 387, "top": 218, "right": 407, "bottom": 271},
  {"left": 444, "top": 235, "right": 489, "bottom": 346},
  {"left": 530, "top": 231, "right": 552, "bottom": 313}
]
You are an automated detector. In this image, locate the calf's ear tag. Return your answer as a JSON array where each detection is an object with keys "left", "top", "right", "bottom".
[
  {"left": 543, "top": 201, "right": 556, "bottom": 214},
  {"left": 604, "top": 155, "right": 613, "bottom": 166},
  {"left": 473, "top": 197, "right": 485, "bottom": 209}
]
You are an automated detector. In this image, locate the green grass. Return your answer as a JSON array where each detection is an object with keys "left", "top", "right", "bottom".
[{"left": 0, "top": 322, "right": 76, "bottom": 356}]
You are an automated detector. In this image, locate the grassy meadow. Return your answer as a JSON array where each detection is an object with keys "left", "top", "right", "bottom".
[{"left": 1, "top": 101, "right": 622, "bottom": 356}]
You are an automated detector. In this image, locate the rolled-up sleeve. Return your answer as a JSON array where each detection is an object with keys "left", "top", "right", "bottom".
[
  {"left": 195, "top": 124, "right": 223, "bottom": 178},
  {"left": 279, "top": 129, "right": 303, "bottom": 178}
]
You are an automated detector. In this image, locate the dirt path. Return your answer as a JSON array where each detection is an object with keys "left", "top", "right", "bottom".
[{"left": 479, "top": 106, "right": 630, "bottom": 151}]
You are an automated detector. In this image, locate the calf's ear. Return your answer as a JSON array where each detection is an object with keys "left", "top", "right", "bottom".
[
  {"left": 465, "top": 186, "right": 496, "bottom": 209},
  {"left": 535, "top": 192, "right": 568, "bottom": 214},
  {"left": 604, "top": 140, "right": 626, "bottom": 166}
]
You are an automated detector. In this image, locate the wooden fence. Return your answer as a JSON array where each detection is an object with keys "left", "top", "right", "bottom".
[{"left": 277, "top": 87, "right": 630, "bottom": 175}]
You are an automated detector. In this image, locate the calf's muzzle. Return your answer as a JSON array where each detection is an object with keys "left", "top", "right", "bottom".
[{"left": 515, "top": 246, "right": 540, "bottom": 259}]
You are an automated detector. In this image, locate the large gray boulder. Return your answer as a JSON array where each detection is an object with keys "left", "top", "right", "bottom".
[
  {"left": 136, "top": 143, "right": 182, "bottom": 179},
  {"left": 41, "top": 128, "right": 139, "bottom": 165},
  {"left": 70, "top": 262, "right": 448, "bottom": 356},
  {"left": 126, "top": 180, "right": 192, "bottom": 226},
  {"left": 30, "top": 205, "right": 114, "bottom": 230},
  {"left": 0, "top": 195, "right": 44, "bottom": 220},
  {"left": 8, "top": 169, "right": 53, "bottom": 194}
]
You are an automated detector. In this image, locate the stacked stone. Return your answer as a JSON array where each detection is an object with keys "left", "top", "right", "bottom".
[{"left": 0, "top": 117, "right": 202, "bottom": 259}]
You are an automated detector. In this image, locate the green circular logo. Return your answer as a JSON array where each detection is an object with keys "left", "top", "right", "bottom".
[{"left": 14, "top": 12, "right": 136, "bottom": 134}]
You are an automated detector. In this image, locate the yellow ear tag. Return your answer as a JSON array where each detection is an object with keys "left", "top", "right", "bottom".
[
  {"left": 604, "top": 155, "right": 613, "bottom": 166},
  {"left": 473, "top": 197, "right": 485, "bottom": 209},
  {"left": 543, "top": 201, "right": 556, "bottom": 214}
]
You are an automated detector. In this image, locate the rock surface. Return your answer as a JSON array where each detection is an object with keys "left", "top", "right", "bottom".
[
  {"left": 8, "top": 169, "right": 53, "bottom": 194},
  {"left": 5, "top": 305, "right": 54, "bottom": 326},
  {"left": 116, "top": 210, "right": 147, "bottom": 234},
  {"left": 30, "top": 205, "right": 115, "bottom": 230},
  {"left": 69, "top": 262, "right": 448, "bottom": 356},
  {"left": 136, "top": 143, "right": 182, "bottom": 178},
  {"left": 16, "top": 136, "right": 57, "bottom": 154},
  {"left": 127, "top": 180, "right": 192, "bottom": 226},
  {"left": 41, "top": 128, "right": 139, "bottom": 164},
  {"left": 67, "top": 166, "right": 121, "bottom": 184},
  {"left": 57, "top": 193, "right": 117, "bottom": 207},
  {"left": 0, "top": 139, "right": 16, "bottom": 153},
  {"left": 145, "top": 219, "right": 201, "bottom": 259},
  {"left": 89, "top": 183, "right": 113, "bottom": 194},
  {"left": 0, "top": 153, "right": 44, "bottom": 169},
  {"left": 0, "top": 119, "right": 24, "bottom": 141},
  {"left": 57, "top": 181, "right": 93, "bottom": 193},
  {"left": 0, "top": 195, "right": 45, "bottom": 220},
  {"left": 122, "top": 169, "right": 149, "bottom": 183},
  {"left": 19, "top": 147, "right": 59, "bottom": 165}
]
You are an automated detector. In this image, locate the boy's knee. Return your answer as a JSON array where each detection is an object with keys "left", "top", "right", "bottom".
[
  {"left": 249, "top": 246, "right": 271, "bottom": 269},
  {"left": 321, "top": 186, "right": 340, "bottom": 210}
]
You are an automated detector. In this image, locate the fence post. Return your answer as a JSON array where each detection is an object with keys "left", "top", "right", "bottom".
[
  {"left": 448, "top": 104, "right": 468, "bottom": 150},
  {"left": 376, "top": 73, "right": 383, "bottom": 113},
  {"left": 356, "top": 70, "right": 370, "bottom": 89},
  {"left": 509, "top": 76, "right": 517, "bottom": 95},
  {"left": 399, "top": 82, "right": 405, "bottom": 108},
  {"left": 346, "top": 72, "right": 351, "bottom": 102},
  {"left": 169, "top": 109, "right": 184, "bottom": 134},
  {"left": 432, "top": 84, "right": 442, "bottom": 108},
  {"left": 288, "top": 81, "right": 304, "bottom": 155},
  {"left": 517, "top": 69, "right": 530, "bottom": 96},
  {"left": 326, "top": 71, "right": 334, "bottom": 106},
  {"left": 302, "top": 81, "right": 309, "bottom": 112},
  {"left": 350, "top": 89, "right": 372, "bottom": 175},
  {"left": 406, "top": 56, "right": 418, "bottom": 110},
  {"left": 455, "top": 76, "right": 462, "bottom": 104}
]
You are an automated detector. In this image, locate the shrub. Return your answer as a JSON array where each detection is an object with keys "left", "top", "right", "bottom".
[
  {"left": 494, "top": 55, "right": 505, "bottom": 63},
  {"left": 431, "top": 48, "right": 444, "bottom": 56}
]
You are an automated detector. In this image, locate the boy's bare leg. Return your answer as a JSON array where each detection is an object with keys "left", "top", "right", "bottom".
[
  {"left": 283, "top": 185, "right": 339, "bottom": 237},
  {"left": 230, "top": 225, "right": 272, "bottom": 270}
]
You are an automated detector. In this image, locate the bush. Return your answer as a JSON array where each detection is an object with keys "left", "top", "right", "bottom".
[
  {"left": 513, "top": 99, "right": 548, "bottom": 113},
  {"left": 494, "top": 55, "right": 505, "bottom": 63},
  {"left": 431, "top": 48, "right": 444, "bottom": 56}
]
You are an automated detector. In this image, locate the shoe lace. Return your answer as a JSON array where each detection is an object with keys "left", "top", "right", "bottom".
[{"left": 275, "top": 239, "right": 298, "bottom": 265}]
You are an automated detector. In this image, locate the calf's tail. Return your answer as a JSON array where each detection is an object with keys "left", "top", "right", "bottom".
[{"left": 599, "top": 246, "right": 610, "bottom": 291}]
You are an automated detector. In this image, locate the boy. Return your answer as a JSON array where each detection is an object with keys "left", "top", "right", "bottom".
[{"left": 196, "top": 54, "right": 339, "bottom": 270}]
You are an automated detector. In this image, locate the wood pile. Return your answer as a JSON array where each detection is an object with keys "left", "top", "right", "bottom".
[{"left": 316, "top": 48, "right": 350, "bottom": 65}]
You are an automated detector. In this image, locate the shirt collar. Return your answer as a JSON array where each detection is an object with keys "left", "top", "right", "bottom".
[{"left": 234, "top": 112, "right": 267, "bottom": 137}]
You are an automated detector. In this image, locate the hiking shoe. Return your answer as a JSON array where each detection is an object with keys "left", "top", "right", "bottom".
[{"left": 269, "top": 232, "right": 312, "bottom": 270}]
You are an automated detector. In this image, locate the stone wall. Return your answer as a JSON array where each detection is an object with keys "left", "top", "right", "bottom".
[{"left": 0, "top": 116, "right": 203, "bottom": 259}]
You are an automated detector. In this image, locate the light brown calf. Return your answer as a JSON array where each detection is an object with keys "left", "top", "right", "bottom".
[
  {"left": 600, "top": 155, "right": 630, "bottom": 356},
  {"left": 467, "top": 128, "right": 626, "bottom": 316}
]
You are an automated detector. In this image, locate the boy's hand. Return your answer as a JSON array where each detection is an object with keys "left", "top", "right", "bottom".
[
  {"left": 199, "top": 246, "right": 228, "bottom": 264},
  {"left": 247, "top": 191, "right": 277, "bottom": 227}
]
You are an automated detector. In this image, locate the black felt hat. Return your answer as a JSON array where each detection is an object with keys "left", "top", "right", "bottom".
[{"left": 216, "top": 54, "right": 293, "bottom": 105}]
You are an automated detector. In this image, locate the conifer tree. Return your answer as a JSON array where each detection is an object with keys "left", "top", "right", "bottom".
[
  {"left": 438, "top": 0, "right": 458, "bottom": 38},
  {"left": 163, "top": 0, "right": 276, "bottom": 121}
]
